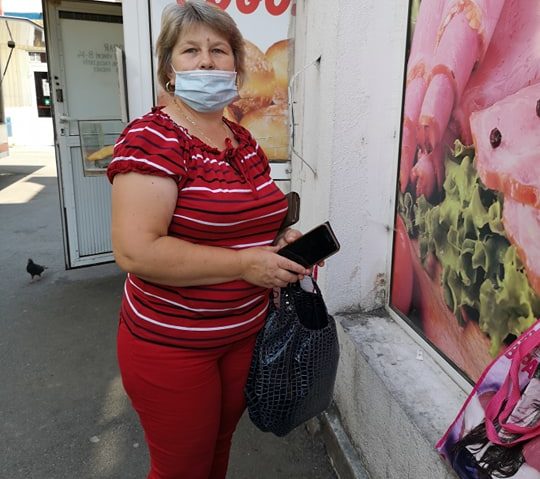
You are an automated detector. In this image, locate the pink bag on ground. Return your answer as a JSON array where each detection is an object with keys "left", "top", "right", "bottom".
[{"left": 437, "top": 321, "right": 540, "bottom": 479}]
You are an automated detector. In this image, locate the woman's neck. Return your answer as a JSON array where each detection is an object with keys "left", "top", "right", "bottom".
[
  {"left": 168, "top": 96, "right": 235, "bottom": 150},
  {"left": 175, "top": 97, "right": 224, "bottom": 125}
]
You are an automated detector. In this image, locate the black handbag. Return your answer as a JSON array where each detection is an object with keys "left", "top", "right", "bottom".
[{"left": 245, "top": 277, "right": 340, "bottom": 437}]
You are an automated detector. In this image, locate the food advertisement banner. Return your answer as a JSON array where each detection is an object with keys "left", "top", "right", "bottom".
[
  {"left": 390, "top": 0, "right": 540, "bottom": 381},
  {"left": 150, "top": 0, "right": 293, "bottom": 161}
]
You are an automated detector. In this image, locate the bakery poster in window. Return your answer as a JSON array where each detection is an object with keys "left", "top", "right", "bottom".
[
  {"left": 150, "top": 0, "right": 293, "bottom": 161},
  {"left": 389, "top": 0, "right": 540, "bottom": 383}
]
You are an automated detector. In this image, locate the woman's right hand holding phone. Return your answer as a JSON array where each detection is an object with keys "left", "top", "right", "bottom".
[{"left": 238, "top": 245, "right": 310, "bottom": 288}]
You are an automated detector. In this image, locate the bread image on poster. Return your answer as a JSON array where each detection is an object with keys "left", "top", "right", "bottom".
[{"left": 232, "top": 39, "right": 290, "bottom": 161}]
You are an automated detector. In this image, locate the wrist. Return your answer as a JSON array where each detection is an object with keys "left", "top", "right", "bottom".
[{"left": 236, "top": 249, "right": 248, "bottom": 281}]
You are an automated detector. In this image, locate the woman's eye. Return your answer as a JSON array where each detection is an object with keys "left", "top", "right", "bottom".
[
  {"left": 212, "top": 48, "right": 225, "bottom": 54},
  {"left": 184, "top": 48, "right": 197, "bottom": 54}
]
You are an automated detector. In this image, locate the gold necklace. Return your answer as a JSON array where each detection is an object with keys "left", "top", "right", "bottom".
[{"left": 172, "top": 97, "right": 230, "bottom": 147}]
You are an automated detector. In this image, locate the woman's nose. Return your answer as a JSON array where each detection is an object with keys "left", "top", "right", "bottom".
[{"left": 199, "top": 50, "right": 215, "bottom": 69}]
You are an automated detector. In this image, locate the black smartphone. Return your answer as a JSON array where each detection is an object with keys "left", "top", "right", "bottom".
[
  {"left": 279, "top": 191, "right": 300, "bottom": 230},
  {"left": 278, "top": 221, "right": 340, "bottom": 268}
]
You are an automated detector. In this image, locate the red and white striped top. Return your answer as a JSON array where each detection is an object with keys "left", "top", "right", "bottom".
[{"left": 107, "top": 107, "right": 287, "bottom": 348}]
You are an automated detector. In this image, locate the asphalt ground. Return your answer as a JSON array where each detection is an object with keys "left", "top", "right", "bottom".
[{"left": 0, "top": 145, "right": 336, "bottom": 479}]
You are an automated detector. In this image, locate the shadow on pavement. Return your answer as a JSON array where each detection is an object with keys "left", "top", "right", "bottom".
[{"left": 0, "top": 165, "right": 43, "bottom": 191}]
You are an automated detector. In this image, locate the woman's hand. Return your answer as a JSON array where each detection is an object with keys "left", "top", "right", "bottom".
[
  {"left": 273, "top": 228, "right": 326, "bottom": 268},
  {"left": 238, "top": 246, "right": 310, "bottom": 288},
  {"left": 273, "top": 227, "right": 302, "bottom": 249}
]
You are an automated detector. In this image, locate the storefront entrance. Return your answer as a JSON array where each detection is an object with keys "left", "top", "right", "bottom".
[{"left": 45, "top": 0, "right": 125, "bottom": 267}]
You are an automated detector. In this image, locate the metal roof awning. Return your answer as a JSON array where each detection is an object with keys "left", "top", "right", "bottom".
[{"left": 0, "top": 15, "right": 45, "bottom": 51}]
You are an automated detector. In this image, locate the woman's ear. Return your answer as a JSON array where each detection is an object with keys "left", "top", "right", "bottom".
[
  {"left": 165, "top": 66, "right": 176, "bottom": 92},
  {"left": 167, "top": 65, "right": 176, "bottom": 84}
]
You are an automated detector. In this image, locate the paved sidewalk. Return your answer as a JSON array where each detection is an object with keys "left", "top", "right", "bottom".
[{"left": 0, "top": 146, "right": 336, "bottom": 479}]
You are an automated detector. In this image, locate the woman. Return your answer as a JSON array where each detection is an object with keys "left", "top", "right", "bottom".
[{"left": 107, "top": 2, "right": 308, "bottom": 478}]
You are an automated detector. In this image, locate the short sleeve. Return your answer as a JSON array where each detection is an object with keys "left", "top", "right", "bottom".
[{"left": 107, "top": 108, "right": 190, "bottom": 184}]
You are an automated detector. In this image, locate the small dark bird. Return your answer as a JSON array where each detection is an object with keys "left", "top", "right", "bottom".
[{"left": 27, "top": 258, "right": 47, "bottom": 280}]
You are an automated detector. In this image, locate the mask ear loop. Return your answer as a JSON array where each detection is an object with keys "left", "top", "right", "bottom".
[{"left": 167, "top": 62, "right": 179, "bottom": 92}]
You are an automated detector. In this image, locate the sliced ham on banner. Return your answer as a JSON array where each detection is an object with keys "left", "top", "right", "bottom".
[
  {"left": 417, "top": 0, "right": 505, "bottom": 154},
  {"left": 399, "top": 0, "right": 445, "bottom": 192},
  {"left": 470, "top": 82, "right": 540, "bottom": 208},
  {"left": 454, "top": 0, "right": 540, "bottom": 146}
]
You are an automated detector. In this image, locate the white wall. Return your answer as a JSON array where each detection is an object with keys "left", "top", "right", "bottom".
[
  {"left": 1, "top": 47, "right": 53, "bottom": 146},
  {"left": 122, "top": 1, "right": 154, "bottom": 119},
  {"left": 2, "top": 48, "right": 34, "bottom": 107},
  {"left": 291, "top": 0, "right": 408, "bottom": 313},
  {"left": 6, "top": 106, "right": 53, "bottom": 146}
]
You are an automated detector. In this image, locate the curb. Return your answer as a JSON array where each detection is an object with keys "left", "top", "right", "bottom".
[{"left": 307, "top": 403, "right": 371, "bottom": 479}]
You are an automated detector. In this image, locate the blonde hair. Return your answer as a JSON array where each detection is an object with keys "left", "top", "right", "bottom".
[{"left": 156, "top": 1, "right": 246, "bottom": 91}]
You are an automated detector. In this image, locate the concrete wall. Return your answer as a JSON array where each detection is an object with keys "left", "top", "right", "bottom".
[
  {"left": 291, "top": 2, "right": 467, "bottom": 478},
  {"left": 333, "top": 314, "right": 466, "bottom": 478},
  {"left": 0, "top": 32, "right": 53, "bottom": 146},
  {"left": 5, "top": 106, "right": 53, "bottom": 146},
  {"left": 291, "top": 0, "right": 408, "bottom": 314}
]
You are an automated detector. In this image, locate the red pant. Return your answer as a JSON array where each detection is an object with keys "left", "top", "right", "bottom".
[{"left": 117, "top": 320, "right": 257, "bottom": 479}]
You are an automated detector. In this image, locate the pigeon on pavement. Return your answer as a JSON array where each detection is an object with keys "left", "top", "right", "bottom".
[{"left": 27, "top": 258, "right": 47, "bottom": 280}]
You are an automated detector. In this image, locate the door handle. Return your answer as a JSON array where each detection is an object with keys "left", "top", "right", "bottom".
[{"left": 59, "top": 115, "right": 74, "bottom": 123}]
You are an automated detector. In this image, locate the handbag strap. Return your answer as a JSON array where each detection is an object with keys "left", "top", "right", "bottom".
[
  {"left": 484, "top": 323, "right": 540, "bottom": 445},
  {"left": 289, "top": 275, "right": 322, "bottom": 297}
]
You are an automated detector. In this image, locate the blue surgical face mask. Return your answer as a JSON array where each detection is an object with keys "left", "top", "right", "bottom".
[{"left": 173, "top": 69, "right": 239, "bottom": 112}]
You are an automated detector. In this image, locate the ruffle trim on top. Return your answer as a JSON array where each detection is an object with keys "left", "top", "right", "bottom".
[
  {"left": 107, "top": 159, "right": 175, "bottom": 182},
  {"left": 108, "top": 106, "right": 261, "bottom": 194},
  {"left": 156, "top": 107, "right": 260, "bottom": 195}
]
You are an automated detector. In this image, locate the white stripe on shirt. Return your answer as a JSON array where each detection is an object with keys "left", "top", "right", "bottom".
[
  {"left": 109, "top": 156, "right": 175, "bottom": 175},
  {"left": 181, "top": 186, "right": 254, "bottom": 194},
  {"left": 173, "top": 206, "right": 287, "bottom": 226},
  {"left": 125, "top": 281, "right": 268, "bottom": 331},
  {"left": 126, "top": 125, "right": 180, "bottom": 143},
  {"left": 230, "top": 239, "right": 274, "bottom": 248},
  {"left": 128, "top": 275, "right": 265, "bottom": 313}
]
